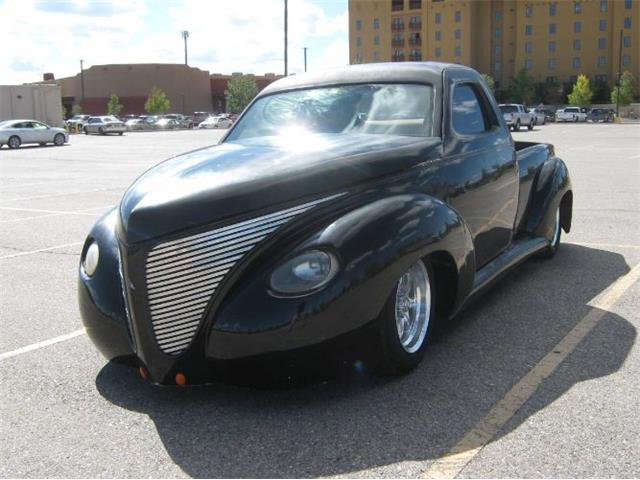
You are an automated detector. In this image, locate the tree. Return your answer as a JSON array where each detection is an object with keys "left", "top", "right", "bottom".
[
  {"left": 480, "top": 74, "right": 495, "bottom": 94},
  {"left": 225, "top": 75, "right": 259, "bottom": 114},
  {"left": 567, "top": 74, "right": 593, "bottom": 106},
  {"left": 611, "top": 71, "right": 637, "bottom": 106},
  {"left": 510, "top": 68, "right": 534, "bottom": 105},
  {"left": 107, "top": 93, "right": 124, "bottom": 116},
  {"left": 71, "top": 104, "right": 83, "bottom": 115},
  {"left": 145, "top": 87, "right": 171, "bottom": 114}
]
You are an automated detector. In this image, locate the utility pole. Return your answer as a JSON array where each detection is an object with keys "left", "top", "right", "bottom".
[
  {"left": 616, "top": 29, "right": 623, "bottom": 118},
  {"left": 304, "top": 47, "right": 308, "bottom": 72},
  {"left": 284, "top": 0, "right": 288, "bottom": 76},
  {"left": 80, "top": 59, "right": 85, "bottom": 110},
  {"left": 182, "top": 30, "right": 189, "bottom": 65}
]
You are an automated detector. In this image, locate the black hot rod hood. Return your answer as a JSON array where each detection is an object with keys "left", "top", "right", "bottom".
[{"left": 119, "top": 133, "right": 441, "bottom": 244}]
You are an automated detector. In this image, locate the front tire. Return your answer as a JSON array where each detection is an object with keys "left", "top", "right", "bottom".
[
  {"left": 8, "top": 136, "right": 21, "bottom": 149},
  {"left": 54, "top": 133, "right": 65, "bottom": 146},
  {"left": 515, "top": 120, "right": 521, "bottom": 131},
  {"left": 376, "top": 259, "right": 435, "bottom": 375},
  {"left": 528, "top": 120, "right": 534, "bottom": 130}
]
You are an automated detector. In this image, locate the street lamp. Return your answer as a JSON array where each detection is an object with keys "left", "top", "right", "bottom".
[
  {"left": 284, "top": 0, "right": 288, "bottom": 76},
  {"left": 181, "top": 30, "right": 189, "bottom": 65}
]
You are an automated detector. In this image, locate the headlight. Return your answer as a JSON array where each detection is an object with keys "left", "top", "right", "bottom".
[
  {"left": 82, "top": 240, "right": 99, "bottom": 276},
  {"left": 269, "top": 250, "right": 338, "bottom": 295}
]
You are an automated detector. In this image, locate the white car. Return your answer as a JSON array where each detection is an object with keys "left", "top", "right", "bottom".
[
  {"left": 125, "top": 119, "right": 151, "bottom": 131},
  {"left": 198, "top": 116, "right": 233, "bottom": 129},
  {"left": 555, "top": 107, "right": 587, "bottom": 123},
  {"left": 528, "top": 108, "right": 546, "bottom": 126},
  {"left": 0, "top": 119, "right": 69, "bottom": 149},
  {"left": 83, "top": 116, "right": 126, "bottom": 135}
]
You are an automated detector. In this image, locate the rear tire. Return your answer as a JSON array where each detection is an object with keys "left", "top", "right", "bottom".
[
  {"left": 99, "top": 127, "right": 105, "bottom": 135},
  {"left": 8, "top": 136, "right": 21, "bottom": 149},
  {"left": 118, "top": 132, "right": 123, "bottom": 136},
  {"left": 84, "top": 127, "right": 89, "bottom": 135},
  {"left": 54, "top": 133, "right": 65, "bottom": 146},
  {"left": 375, "top": 259, "right": 435, "bottom": 375}
]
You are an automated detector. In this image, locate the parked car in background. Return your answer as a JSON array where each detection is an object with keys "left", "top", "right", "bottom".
[
  {"left": 0, "top": 119, "right": 69, "bottom": 149},
  {"left": 83, "top": 116, "right": 126, "bottom": 135},
  {"left": 79, "top": 63, "right": 573, "bottom": 385},
  {"left": 125, "top": 119, "right": 152, "bottom": 131},
  {"left": 587, "top": 108, "right": 613, "bottom": 123},
  {"left": 155, "top": 118, "right": 180, "bottom": 130},
  {"left": 164, "top": 114, "right": 193, "bottom": 129},
  {"left": 499, "top": 104, "right": 534, "bottom": 131},
  {"left": 198, "top": 116, "right": 233, "bottom": 129},
  {"left": 66, "top": 114, "right": 90, "bottom": 130},
  {"left": 528, "top": 108, "right": 547, "bottom": 126},
  {"left": 541, "top": 109, "right": 556, "bottom": 123},
  {"left": 556, "top": 107, "right": 587, "bottom": 122},
  {"left": 193, "top": 111, "right": 212, "bottom": 126}
]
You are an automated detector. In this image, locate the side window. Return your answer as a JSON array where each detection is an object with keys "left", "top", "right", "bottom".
[{"left": 452, "top": 84, "right": 489, "bottom": 135}]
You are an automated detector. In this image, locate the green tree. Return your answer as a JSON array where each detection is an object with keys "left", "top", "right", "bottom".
[
  {"left": 225, "top": 75, "right": 259, "bottom": 114},
  {"left": 71, "top": 104, "right": 83, "bottom": 115},
  {"left": 107, "top": 93, "right": 124, "bottom": 116},
  {"left": 480, "top": 74, "right": 495, "bottom": 94},
  {"left": 611, "top": 71, "right": 637, "bottom": 106},
  {"left": 567, "top": 74, "right": 593, "bottom": 106},
  {"left": 510, "top": 68, "right": 534, "bottom": 104},
  {"left": 145, "top": 86, "right": 171, "bottom": 114}
]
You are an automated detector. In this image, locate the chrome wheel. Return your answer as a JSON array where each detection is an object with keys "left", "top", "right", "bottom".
[
  {"left": 394, "top": 260, "right": 432, "bottom": 354},
  {"left": 550, "top": 207, "right": 560, "bottom": 247}
]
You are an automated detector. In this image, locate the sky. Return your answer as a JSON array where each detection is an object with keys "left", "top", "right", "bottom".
[{"left": 0, "top": 0, "right": 349, "bottom": 84}]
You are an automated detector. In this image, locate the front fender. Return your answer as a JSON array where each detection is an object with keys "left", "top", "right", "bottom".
[{"left": 206, "top": 194, "right": 475, "bottom": 359}]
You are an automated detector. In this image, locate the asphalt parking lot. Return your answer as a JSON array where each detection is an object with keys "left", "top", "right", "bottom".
[{"left": 1, "top": 124, "right": 639, "bottom": 478}]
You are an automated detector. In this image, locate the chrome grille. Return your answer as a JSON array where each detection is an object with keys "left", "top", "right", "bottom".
[{"left": 145, "top": 194, "right": 343, "bottom": 355}]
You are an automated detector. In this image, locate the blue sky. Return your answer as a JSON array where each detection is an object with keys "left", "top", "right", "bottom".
[{"left": 0, "top": 0, "right": 349, "bottom": 84}]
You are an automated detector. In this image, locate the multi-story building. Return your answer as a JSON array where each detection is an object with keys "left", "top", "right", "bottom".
[{"left": 349, "top": 0, "right": 639, "bottom": 90}]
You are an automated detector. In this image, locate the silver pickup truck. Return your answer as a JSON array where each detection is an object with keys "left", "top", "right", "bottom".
[{"left": 499, "top": 104, "right": 534, "bottom": 131}]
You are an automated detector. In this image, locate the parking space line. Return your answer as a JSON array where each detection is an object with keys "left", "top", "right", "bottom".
[
  {"left": 568, "top": 241, "right": 640, "bottom": 250},
  {"left": 422, "top": 262, "right": 640, "bottom": 479},
  {"left": 0, "top": 329, "right": 86, "bottom": 361},
  {"left": 0, "top": 187, "right": 120, "bottom": 203},
  {"left": 0, "top": 205, "right": 111, "bottom": 215},
  {"left": 0, "top": 241, "right": 84, "bottom": 260}
]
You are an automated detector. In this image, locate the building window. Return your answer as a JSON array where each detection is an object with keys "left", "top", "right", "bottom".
[
  {"left": 410, "top": 48, "right": 422, "bottom": 61},
  {"left": 525, "top": 42, "right": 533, "bottom": 54},
  {"left": 374, "top": 51, "right": 380, "bottom": 61},
  {"left": 409, "top": 0, "right": 421, "bottom": 9},
  {"left": 373, "top": 18, "right": 380, "bottom": 29},
  {"left": 574, "top": 2, "right": 582, "bottom": 14},
  {"left": 625, "top": 0, "right": 632, "bottom": 8},
  {"left": 548, "top": 58, "right": 556, "bottom": 70},
  {"left": 598, "top": 37, "right": 606, "bottom": 49},
  {"left": 455, "top": 29, "right": 461, "bottom": 40},
  {"left": 573, "top": 39, "right": 581, "bottom": 50},
  {"left": 549, "top": 41, "right": 556, "bottom": 52},
  {"left": 455, "top": 46, "right": 461, "bottom": 57},
  {"left": 392, "top": 0, "right": 404, "bottom": 12},
  {"left": 495, "top": 11, "right": 503, "bottom": 21},
  {"left": 574, "top": 21, "right": 581, "bottom": 33},
  {"left": 409, "top": 32, "right": 421, "bottom": 45},
  {"left": 525, "top": 6, "right": 533, "bottom": 17},
  {"left": 455, "top": 10, "right": 461, "bottom": 22},
  {"left": 495, "top": 45, "right": 502, "bottom": 54},
  {"left": 624, "top": 36, "right": 631, "bottom": 48},
  {"left": 495, "top": 61, "right": 502, "bottom": 71},
  {"left": 392, "top": 34, "right": 404, "bottom": 46},
  {"left": 356, "top": 20, "right": 362, "bottom": 31},
  {"left": 354, "top": 53, "right": 362, "bottom": 63},
  {"left": 435, "top": 30, "right": 441, "bottom": 41},
  {"left": 393, "top": 49, "right": 404, "bottom": 61},
  {"left": 549, "top": 23, "right": 556, "bottom": 34},
  {"left": 595, "top": 74, "right": 608, "bottom": 83},
  {"left": 600, "top": 19, "right": 607, "bottom": 31},
  {"left": 525, "top": 24, "right": 533, "bottom": 35},
  {"left": 374, "top": 35, "right": 380, "bottom": 45},
  {"left": 623, "top": 55, "right": 631, "bottom": 66},
  {"left": 409, "top": 16, "right": 421, "bottom": 29},
  {"left": 572, "top": 57, "right": 581, "bottom": 68},
  {"left": 435, "top": 47, "right": 442, "bottom": 57},
  {"left": 624, "top": 17, "right": 631, "bottom": 28},
  {"left": 392, "top": 17, "right": 404, "bottom": 31},
  {"left": 549, "top": 3, "right": 557, "bottom": 16},
  {"left": 435, "top": 12, "right": 441, "bottom": 24},
  {"left": 600, "top": 0, "right": 608, "bottom": 12},
  {"left": 525, "top": 59, "right": 533, "bottom": 70},
  {"left": 356, "top": 37, "right": 361, "bottom": 47},
  {"left": 598, "top": 56, "right": 607, "bottom": 67},
  {"left": 495, "top": 27, "right": 502, "bottom": 37}
]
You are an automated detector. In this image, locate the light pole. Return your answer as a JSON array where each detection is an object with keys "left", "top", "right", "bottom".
[
  {"left": 80, "top": 59, "right": 85, "bottom": 109},
  {"left": 284, "top": 0, "right": 288, "bottom": 76},
  {"left": 616, "top": 29, "right": 623, "bottom": 118},
  {"left": 304, "top": 47, "right": 308, "bottom": 72},
  {"left": 181, "top": 30, "right": 189, "bottom": 65}
]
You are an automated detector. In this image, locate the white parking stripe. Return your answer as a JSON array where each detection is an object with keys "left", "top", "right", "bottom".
[
  {"left": 0, "top": 205, "right": 112, "bottom": 215},
  {"left": 0, "top": 241, "right": 84, "bottom": 260},
  {"left": 0, "top": 329, "right": 86, "bottom": 361}
]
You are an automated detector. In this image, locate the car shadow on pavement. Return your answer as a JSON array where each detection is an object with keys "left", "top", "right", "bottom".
[{"left": 96, "top": 244, "right": 636, "bottom": 478}]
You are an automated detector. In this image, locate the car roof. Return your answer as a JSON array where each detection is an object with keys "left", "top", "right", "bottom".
[{"left": 258, "top": 62, "right": 467, "bottom": 97}]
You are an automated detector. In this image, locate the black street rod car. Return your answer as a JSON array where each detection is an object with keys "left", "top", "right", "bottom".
[{"left": 79, "top": 63, "right": 572, "bottom": 385}]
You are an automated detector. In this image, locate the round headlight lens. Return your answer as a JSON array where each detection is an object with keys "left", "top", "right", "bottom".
[
  {"left": 83, "top": 241, "right": 100, "bottom": 276},
  {"left": 270, "top": 250, "right": 338, "bottom": 295}
]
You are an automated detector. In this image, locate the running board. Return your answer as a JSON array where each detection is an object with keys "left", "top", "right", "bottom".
[{"left": 470, "top": 236, "right": 549, "bottom": 298}]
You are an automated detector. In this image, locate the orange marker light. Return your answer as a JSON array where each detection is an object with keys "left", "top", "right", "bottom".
[
  {"left": 175, "top": 373, "right": 187, "bottom": 386},
  {"left": 139, "top": 367, "right": 149, "bottom": 380}
]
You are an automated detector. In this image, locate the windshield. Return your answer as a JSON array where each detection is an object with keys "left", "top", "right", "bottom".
[
  {"left": 226, "top": 83, "right": 434, "bottom": 142},
  {"left": 500, "top": 105, "right": 518, "bottom": 113}
]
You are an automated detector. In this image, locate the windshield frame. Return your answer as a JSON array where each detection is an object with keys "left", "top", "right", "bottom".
[{"left": 222, "top": 81, "right": 437, "bottom": 144}]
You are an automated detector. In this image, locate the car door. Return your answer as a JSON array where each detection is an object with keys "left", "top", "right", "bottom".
[
  {"left": 442, "top": 70, "right": 519, "bottom": 268},
  {"left": 18, "top": 122, "right": 38, "bottom": 143},
  {"left": 31, "top": 121, "right": 51, "bottom": 142}
]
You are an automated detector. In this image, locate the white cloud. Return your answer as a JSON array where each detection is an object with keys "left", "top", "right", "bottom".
[{"left": 0, "top": 0, "right": 348, "bottom": 84}]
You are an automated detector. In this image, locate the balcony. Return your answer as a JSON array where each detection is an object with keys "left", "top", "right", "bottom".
[
  {"left": 392, "top": 54, "right": 406, "bottom": 62},
  {"left": 409, "top": 21, "right": 422, "bottom": 30},
  {"left": 409, "top": 36, "right": 421, "bottom": 46},
  {"left": 391, "top": 22, "right": 405, "bottom": 31},
  {"left": 409, "top": 53, "right": 423, "bottom": 61},
  {"left": 392, "top": 38, "right": 405, "bottom": 47},
  {"left": 409, "top": 0, "right": 422, "bottom": 9},
  {"left": 392, "top": 0, "right": 404, "bottom": 11}
]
